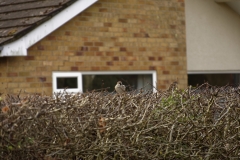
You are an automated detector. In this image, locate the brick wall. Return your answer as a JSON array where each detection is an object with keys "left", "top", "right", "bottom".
[{"left": 0, "top": 0, "right": 187, "bottom": 95}]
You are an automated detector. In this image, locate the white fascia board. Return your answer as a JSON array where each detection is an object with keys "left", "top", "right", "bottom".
[{"left": 0, "top": 0, "right": 98, "bottom": 57}]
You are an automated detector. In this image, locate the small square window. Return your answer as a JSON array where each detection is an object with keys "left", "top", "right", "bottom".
[
  {"left": 57, "top": 77, "right": 78, "bottom": 89},
  {"left": 52, "top": 72, "right": 82, "bottom": 93}
]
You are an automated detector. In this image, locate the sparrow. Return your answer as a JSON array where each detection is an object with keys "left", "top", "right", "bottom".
[{"left": 115, "top": 81, "right": 126, "bottom": 94}]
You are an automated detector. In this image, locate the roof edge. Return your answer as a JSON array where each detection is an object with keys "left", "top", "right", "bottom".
[{"left": 0, "top": 0, "right": 98, "bottom": 57}]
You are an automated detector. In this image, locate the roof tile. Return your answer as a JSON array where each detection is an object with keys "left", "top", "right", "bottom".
[{"left": 0, "top": 0, "right": 77, "bottom": 46}]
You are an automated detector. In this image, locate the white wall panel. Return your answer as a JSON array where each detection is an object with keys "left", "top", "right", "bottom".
[{"left": 186, "top": 0, "right": 240, "bottom": 73}]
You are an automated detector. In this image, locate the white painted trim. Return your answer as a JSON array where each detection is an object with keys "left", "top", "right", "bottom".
[
  {"left": 80, "top": 71, "right": 157, "bottom": 75},
  {"left": 188, "top": 70, "right": 240, "bottom": 74},
  {"left": 0, "top": 0, "right": 98, "bottom": 57},
  {"left": 52, "top": 71, "right": 157, "bottom": 93}
]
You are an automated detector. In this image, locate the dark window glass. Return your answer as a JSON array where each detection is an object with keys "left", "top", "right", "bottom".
[
  {"left": 57, "top": 77, "right": 78, "bottom": 89},
  {"left": 82, "top": 74, "right": 153, "bottom": 92},
  {"left": 188, "top": 74, "right": 240, "bottom": 87}
]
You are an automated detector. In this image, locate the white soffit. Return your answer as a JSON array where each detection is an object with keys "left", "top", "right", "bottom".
[{"left": 0, "top": 0, "right": 98, "bottom": 57}]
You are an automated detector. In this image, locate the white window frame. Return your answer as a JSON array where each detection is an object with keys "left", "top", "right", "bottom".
[
  {"left": 52, "top": 71, "right": 157, "bottom": 93},
  {"left": 52, "top": 72, "right": 82, "bottom": 93}
]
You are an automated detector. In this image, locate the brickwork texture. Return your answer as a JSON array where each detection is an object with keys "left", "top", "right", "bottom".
[{"left": 0, "top": 0, "right": 187, "bottom": 95}]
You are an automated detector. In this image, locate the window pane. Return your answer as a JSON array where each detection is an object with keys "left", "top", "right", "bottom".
[
  {"left": 82, "top": 74, "right": 153, "bottom": 92},
  {"left": 57, "top": 77, "right": 78, "bottom": 89},
  {"left": 188, "top": 74, "right": 240, "bottom": 87}
]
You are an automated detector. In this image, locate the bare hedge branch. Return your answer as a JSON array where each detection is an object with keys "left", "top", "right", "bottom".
[{"left": 1, "top": 83, "right": 240, "bottom": 159}]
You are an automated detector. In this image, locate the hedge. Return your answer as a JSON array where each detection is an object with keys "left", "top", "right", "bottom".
[{"left": 0, "top": 83, "right": 240, "bottom": 159}]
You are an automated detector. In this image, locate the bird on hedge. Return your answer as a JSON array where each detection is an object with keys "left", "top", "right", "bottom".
[{"left": 115, "top": 81, "right": 126, "bottom": 94}]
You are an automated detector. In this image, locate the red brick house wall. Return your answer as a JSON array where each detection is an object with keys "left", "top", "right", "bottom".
[{"left": 0, "top": 0, "right": 187, "bottom": 95}]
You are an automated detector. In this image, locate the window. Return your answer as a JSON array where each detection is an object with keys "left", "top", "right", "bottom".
[
  {"left": 53, "top": 72, "right": 82, "bottom": 93},
  {"left": 53, "top": 71, "right": 157, "bottom": 93},
  {"left": 188, "top": 73, "right": 240, "bottom": 87},
  {"left": 57, "top": 77, "right": 78, "bottom": 89}
]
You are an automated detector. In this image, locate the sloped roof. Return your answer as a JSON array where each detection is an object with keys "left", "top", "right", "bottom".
[
  {"left": 0, "top": 0, "right": 97, "bottom": 56},
  {"left": 0, "top": 0, "right": 77, "bottom": 46}
]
